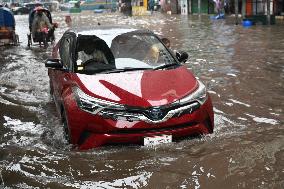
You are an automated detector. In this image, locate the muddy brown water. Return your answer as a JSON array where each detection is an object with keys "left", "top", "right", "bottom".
[{"left": 0, "top": 12, "right": 283, "bottom": 189}]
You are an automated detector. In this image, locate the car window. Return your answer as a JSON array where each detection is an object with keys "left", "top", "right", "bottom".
[
  {"left": 110, "top": 32, "right": 176, "bottom": 67},
  {"left": 59, "top": 37, "right": 72, "bottom": 69},
  {"left": 78, "top": 50, "right": 108, "bottom": 64},
  {"left": 76, "top": 36, "right": 115, "bottom": 72},
  {"left": 75, "top": 31, "right": 178, "bottom": 74}
]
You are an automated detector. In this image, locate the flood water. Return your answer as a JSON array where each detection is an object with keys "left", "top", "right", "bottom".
[{"left": 0, "top": 12, "right": 283, "bottom": 188}]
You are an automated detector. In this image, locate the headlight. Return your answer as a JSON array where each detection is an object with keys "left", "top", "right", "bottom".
[
  {"left": 73, "top": 87, "right": 125, "bottom": 114},
  {"left": 176, "top": 80, "right": 208, "bottom": 105}
]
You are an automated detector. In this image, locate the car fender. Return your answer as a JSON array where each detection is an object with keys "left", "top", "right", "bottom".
[{"left": 61, "top": 88, "right": 84, "bottom": 144}]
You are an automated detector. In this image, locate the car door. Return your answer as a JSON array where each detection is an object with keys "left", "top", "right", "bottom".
[{"left": 52, "top": 33, "right": 75, "bottom": 108}]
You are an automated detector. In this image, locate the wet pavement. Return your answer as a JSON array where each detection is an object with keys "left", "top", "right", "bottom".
[{"left": 0, "top": 12, "right": 283, "bottom": 188}]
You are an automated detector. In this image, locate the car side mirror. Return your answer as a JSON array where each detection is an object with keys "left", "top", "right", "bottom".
[
  {"left": 45, "top": 58, "right": 63, "bottom": 69},
  {"left": 176, "top": 51, "right": 188, "bottom": 63}
]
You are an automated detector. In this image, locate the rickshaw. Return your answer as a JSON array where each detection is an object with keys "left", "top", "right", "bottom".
[
  {"left": 0, "top": 7, "right": 19, "bottom": 46},
  {"left": 27, "top": 7, "right": 57, "bottom": 48}
]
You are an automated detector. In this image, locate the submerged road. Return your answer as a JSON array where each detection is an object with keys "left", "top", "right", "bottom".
[{"left": 0, "top": 12, "right": 283, "bottom": 188}]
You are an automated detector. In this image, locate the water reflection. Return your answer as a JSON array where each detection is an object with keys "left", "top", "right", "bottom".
[{"left": 0, "top": 12, "right": 283, "bottom": 188}]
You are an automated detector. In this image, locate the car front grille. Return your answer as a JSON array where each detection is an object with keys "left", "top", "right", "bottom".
[
  {"left": 109, "top": 121, "right": 198, "bottom": 134},
  {"left": 100, "top": 101, "right": 200, "bottom": 124}
]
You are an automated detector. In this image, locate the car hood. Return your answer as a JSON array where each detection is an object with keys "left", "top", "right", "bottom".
[{"left": 75, "top": 66, "right": 198, "bottom": 107}]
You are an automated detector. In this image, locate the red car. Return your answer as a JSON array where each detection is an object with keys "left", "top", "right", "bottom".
[{"left": 46, "top": 27, "right": 214, "bottom": 149}]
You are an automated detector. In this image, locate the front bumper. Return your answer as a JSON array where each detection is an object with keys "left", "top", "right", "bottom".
[{"left": 63, "top": 93, "right": 214, "bottom": 149}]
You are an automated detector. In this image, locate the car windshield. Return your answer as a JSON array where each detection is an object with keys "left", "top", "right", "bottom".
[{"left": 75, "top": 30, "right": 178, "bottom": 74}]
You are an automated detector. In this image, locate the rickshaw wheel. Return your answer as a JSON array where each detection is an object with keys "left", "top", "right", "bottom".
[
  {"left": 16, "top": 35, "right": 19, "bottom": 45},
  {"left": 27, "top": 34, "right": 31, "bottom": 47},
  {"left": 12, "top": 33, "right": 19, "bottom": 45},
  {"left": 43, "top": 37, "right": 48, "bottom": 48}
]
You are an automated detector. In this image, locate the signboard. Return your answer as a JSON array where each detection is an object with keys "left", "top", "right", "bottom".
[{"left": 132, "top": 6, "right": 150, "bottom": 15}]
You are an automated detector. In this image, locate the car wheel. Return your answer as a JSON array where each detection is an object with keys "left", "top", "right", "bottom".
[{"left": 62, "top": 109, "right": 71, "bottom": 144}]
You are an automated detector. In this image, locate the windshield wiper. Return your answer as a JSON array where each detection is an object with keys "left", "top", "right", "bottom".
[
  {"left": 99, "top": 67, "right": 153, "bottom": 74},
  {"left": 154, "top": 63, "right": 180, "bottom": 70},
  {"left": 77, "top": 67, "right": 153, "bottom": 75},
  {"left": 77, "top": 68, "right": 152, "bottom": 75}
]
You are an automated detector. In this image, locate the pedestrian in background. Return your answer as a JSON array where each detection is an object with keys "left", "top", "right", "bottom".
[
  {"left": 213, "top": 0, "right": 223, "bottom": 16},
  {"left": 148, "top": 0, "right": 155, "bottom": 13}
]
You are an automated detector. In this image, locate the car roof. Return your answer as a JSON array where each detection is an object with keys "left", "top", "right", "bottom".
[
  {"left": 69, "top": 25, "right": 152, "bottom": 35},
  {"left": 66, "top": 25, "right": 155, "bottom": 47}
]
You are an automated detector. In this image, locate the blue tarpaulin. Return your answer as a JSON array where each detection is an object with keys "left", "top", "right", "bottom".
[{"left": 0, "top": 7, "right": 15, "bottom": 28}]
